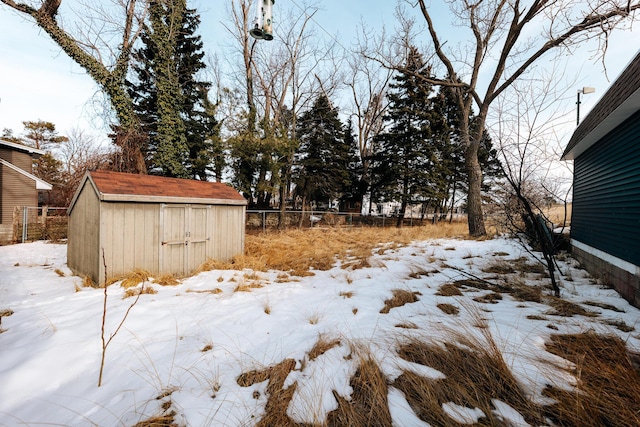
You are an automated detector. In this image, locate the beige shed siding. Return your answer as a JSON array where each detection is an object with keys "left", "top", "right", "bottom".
[
  {"left": 209, "top": 205, "right": 245, "bottom": 261},
  {"left": 100, "top": 202, "right": 161, "bottom": 279},
  {"left": 67, "top": 171, "right": 246, "bottom": 284},
  {"left": 67, "top": 180, "right": 101, "bottom": 283}
]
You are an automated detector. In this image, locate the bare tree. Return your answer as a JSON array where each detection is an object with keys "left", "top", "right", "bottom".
[
  {"left": 222, "top": 0, "right": 343, "bottom": 214},
  {"left": 1, "top": 0, "right": 149, "bottom": 172},
  {"left": 492, "top": 69, "right": 578, "bottom": 297},
  {"left": 409, "top": 0, "right": 640, "bottom": 236},
  {"left": 347, "top": 25, "right": 394, "bottom": 212}
]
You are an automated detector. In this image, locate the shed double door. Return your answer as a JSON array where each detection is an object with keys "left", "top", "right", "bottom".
[{"left": 160, "top": 205, "right": 210, "bottom": 274}]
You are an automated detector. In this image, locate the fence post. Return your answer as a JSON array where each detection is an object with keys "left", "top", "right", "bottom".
[
  {"left": 22, "top": 207, "right": 28, "bottom": 243},
  {"left": 262, "top": 211, "right": 266, "bottom": 234}
]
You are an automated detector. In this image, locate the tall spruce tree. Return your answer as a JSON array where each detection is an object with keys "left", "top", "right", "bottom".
[
  {"left": 370, "top": 46, "right": 438, "bottom": 226},
  {"left": 128, "top": 0, "right": 220, "bottom": 179},
  {"left": 294, "top": 94, "right": 353, "bottom": 209}
]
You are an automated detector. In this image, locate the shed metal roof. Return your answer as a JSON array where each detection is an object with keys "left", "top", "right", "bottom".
[
  {"left": 562, "top": 50, "right": 640, "bottom": 160},
  {"left": 68, "top": 170, "right": 247, "bottom": 214}
]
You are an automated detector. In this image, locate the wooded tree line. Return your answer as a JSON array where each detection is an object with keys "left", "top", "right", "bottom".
[{"left": 2, "top": 0, "right": 638, "bottom": 234}]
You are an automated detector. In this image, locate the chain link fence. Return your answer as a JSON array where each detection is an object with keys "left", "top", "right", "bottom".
[
  {"left": 13, "top": 206, "right": 68, "bottom": 243},
  {"left": 246, "top": 210, "right": 464, "bottom": 233}
]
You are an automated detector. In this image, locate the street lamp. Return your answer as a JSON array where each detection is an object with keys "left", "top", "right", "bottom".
[{"left": 576, "top": 86, "right": 595, "bottom": 126}]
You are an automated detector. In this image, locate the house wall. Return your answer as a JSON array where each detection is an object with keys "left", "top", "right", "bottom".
[
  {"left": 67, "top": 180, "right": 101, "bottom": 284},
  {"left": 0, "top": 149, "right": 37, "bottom": 225},
  {"left": 571, "top": 241, "right": 640, "bottom": 307},
  {"left": 571, "top": 109, "right": 640, "bottom": 267},
  {"left": 571, "top": 109, "right": 640, "bottom": 308}
]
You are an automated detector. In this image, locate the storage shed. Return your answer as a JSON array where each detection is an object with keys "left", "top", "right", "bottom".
[
  {"left": 562, "top": 51, "right": 640, "bottom": 307},
  {"left": 67, "top": 170, "right": 247, "bottom": 284}
]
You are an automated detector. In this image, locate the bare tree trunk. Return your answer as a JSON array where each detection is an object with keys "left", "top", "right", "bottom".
[{"left": 465, "top": 141, "right": 486, "bottom": 236}]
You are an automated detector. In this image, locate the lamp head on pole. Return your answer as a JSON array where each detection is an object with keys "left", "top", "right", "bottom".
[{"left": 576, "top": 86, "right": 595, "bottom": 126}]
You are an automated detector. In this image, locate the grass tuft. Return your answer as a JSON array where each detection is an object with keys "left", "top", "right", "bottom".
[
  {"left": 123, "top": 286, "right": 157, "bottom": 299},
  {"left": 326, "top": 358, "right": 393, "bottom": 426},
  {"left": 237, "top": 359, "right": 298, "bottom": 427},
  {"left": 436, "top": 283, "right": 463, "bottom": 296},
  {"left": 543, "top": 332, "right": 640, "bottom": 427},
  {"left": 380, "top": 289, "right": 420, "bottom": 314},
  {"left": 120, "top": 270, "right": 150, "bottom": 289},
  {"left": 308, "top": 336, "right": 341, "bottom": 361},
  {"left": 436, "top": 303, "right": 460, "bottom": 315},
  {"left": 395, "top": 334, "right": 543, "bottom": 426},
  {"left": 153, "top": 275, "right": 180, "bottom": 286},
  {"left": 482, "top": 260, "right": 515, "bottom": 274},
  {"left": 546, "top": 298, "right": 599, "bottom": 317}
]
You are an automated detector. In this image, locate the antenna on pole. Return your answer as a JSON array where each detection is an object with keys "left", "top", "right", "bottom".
[{"left": 250, "top": 0, "right": 275, "bottom": 41}]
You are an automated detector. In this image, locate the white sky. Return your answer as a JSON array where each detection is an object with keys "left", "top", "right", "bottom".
[{"left": 0, "top": 0, "right": 638, "bottom": 145}]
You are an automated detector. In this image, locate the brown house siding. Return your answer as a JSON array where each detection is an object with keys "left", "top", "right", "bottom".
[{"left": 0, "top": 164, "right": 37, "bottom": 225}]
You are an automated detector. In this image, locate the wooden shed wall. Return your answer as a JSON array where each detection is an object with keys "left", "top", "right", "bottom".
[
  {"left": 209, "top": 205, "right": 245, "bottom": 261},
  {"left": 0, "top": 149, "right": 37, "bottom": 224},
  {"left": 67, "top": 180, "right": 101, "bottom": 283},
  {"left": 99, "top": 202, "right": 161, "bottom": 281}
]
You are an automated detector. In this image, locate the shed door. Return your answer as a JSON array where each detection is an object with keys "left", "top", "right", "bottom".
[
  {"left": 161, "top": 205, "right": 187, "bottom": 274},
  {"left": 186, "top": 206, "right": 210, "bottom": 272},
  {"left": 161, "top": 204, "right": 210, "bottom": 275}
]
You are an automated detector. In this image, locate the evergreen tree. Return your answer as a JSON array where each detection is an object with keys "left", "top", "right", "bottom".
[
  {"left": 340, "top": 119, "right": 366, "bottom": 211},
  {"left": 370, "top": 46, "right": 438, "bottom": 226},
  {"left": 128, "top": 0, "right": 220, "bottom": 179},
  {"left": 294, "top": 94, "right": 353, "bottom": 209}
]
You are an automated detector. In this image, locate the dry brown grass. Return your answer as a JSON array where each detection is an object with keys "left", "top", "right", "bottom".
[
  {"left": 237, "top": 359, "right": 298, "bottom": 427},
  {"left": 379, "top": 289, "right": 420, "bottom": 314},
  {"left": 308, "top": 336, "right": 342, "bottom": 361},
  {"left": 198, "top": 224, "right": 468, "bottom": 275},
  {"left": 436, "top": 303, "right": 460, "bottom": 315},
  {"left": 482, "top": 260, "right": 516, "bottom": 274},
  {"left": 543, "top": 332, "right": 640, "bottom": 427},
  {"left": 81, "top": 275, "right": 96, "bottom": 288},
  {"left": 120, "top": 270, "right": 150, "bottom": 289},
  {"left": 435, "top": 283, "right": 463, "bottom": 296},
  {"left": 132, "top": 413, "right": 178, "bottom": 427},
  {"left": 123, "top": 286, "right": 157, "bottom": 299},
  {"left": 326, "top": 358, "right": 392, "bottom": 426},
  {"left": 583, "top": 300, "right": 625, "bottom": 313},
  {"left": 185, "top": 288, "right": 223, "bottom": 294},
  {"left": 546, "top": 298, "right": 599, "bottom": 317},
  {"left": 54, "top": 268, "right": 65, "bottom": 277},
  {"left": 395, "top": 334, "right": 544, "bottom": 426},
  {"left": 153, "top": 275, "right": 180, "bottom": 287}
]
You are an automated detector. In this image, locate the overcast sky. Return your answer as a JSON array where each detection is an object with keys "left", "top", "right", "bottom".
[{"left": 1, "top": 0, "right": 638, "bottom": 144}]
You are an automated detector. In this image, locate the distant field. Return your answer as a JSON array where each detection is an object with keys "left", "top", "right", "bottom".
[{"left": 544, "top": 203, "right": 572, "bottom": 227}]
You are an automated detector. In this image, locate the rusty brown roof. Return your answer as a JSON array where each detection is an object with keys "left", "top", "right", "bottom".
[
  {"left": 89, "top": 170, "right": 246, "bottom": 202},
  {"left": 563, "top": 50, "right": 640, "bottom": 160}
]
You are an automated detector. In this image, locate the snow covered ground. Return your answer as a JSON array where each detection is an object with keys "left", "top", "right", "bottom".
[{"left": 0, "top": 237, "right": 638, "bottom": 426}]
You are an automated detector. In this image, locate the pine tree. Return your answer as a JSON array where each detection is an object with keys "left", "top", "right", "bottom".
[
  {"left": 370, "top": 46, "right": 438, "bottom": 226},
  {"left": 128, "top": 0, "right": 220, "bottom": 179},
  {"left": 294, "top": 94, "right": 353, "bottom": 209}
]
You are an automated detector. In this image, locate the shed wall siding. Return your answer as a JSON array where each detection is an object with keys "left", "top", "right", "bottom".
[
  {"left": 67, "top": 181, "right": 101, "bottom": 283},
  {"left": 101, "top": 202, "right": 160, "bottom": 279},
  {"left": 572, "top": 108, "right": 640, "bottom": 267},
  {"left": 209, "top": 205, "right": 245, "bottom": 261}
]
